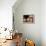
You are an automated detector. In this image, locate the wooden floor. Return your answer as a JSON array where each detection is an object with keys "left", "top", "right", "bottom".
[{"left": 0, "top": 39, "right": 16, "bottom": 46}]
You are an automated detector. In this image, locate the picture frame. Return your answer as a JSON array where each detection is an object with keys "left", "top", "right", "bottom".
[{"left": 23, "top": 14, "right": 35, "bottom": 23}]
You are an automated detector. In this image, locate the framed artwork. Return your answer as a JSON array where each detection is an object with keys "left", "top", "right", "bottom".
[{"left": 23, "top": 14, "right": 35, "bottom": 23}]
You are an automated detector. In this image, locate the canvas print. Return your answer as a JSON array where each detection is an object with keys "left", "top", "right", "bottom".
[{"left": 23, "top": 15, "right": 34, "bottom": 23}]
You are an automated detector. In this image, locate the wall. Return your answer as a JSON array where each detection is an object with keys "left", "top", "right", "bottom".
[
  {"left": 13, "top": 0, "right": 41, "bottom": 46},
  {"left": 0, "top": 0, "right": 16, "bottom": 30},
  {"left": 41, "top": 0, "right": 46, "bottom": 46}
]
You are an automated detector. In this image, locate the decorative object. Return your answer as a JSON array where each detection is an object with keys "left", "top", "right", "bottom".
[
  {"left": 6, "top": 29, "right": 13, "bottom": 40},
  {"left": 0, "top": 27, "right": 13, "bottom": 40},
  {"left": 23, "top": 14, "right": 34, "bottom": 23},
  {"left": 25, "top": 40, "right": 35, "bottom": 46}
]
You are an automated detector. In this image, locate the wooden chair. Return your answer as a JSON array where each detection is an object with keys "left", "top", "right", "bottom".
[{"left": 15, "top": 33, "right": 23, "bottom": 46}]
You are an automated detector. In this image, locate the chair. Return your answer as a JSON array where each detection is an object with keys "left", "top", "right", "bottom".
[{"left": 15, "top": 33, "right": 23, "bottom": 46}]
